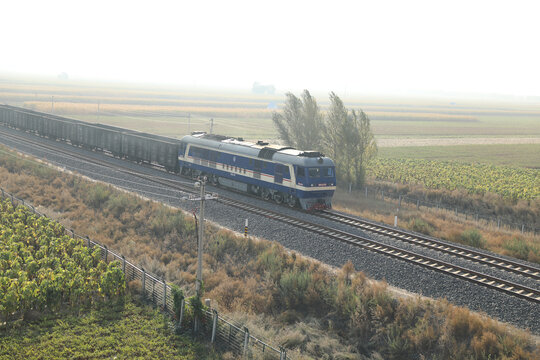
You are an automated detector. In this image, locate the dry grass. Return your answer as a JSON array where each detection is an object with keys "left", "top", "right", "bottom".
[{"left": 0, "top": 147, "right": 538, "bottom": 359}]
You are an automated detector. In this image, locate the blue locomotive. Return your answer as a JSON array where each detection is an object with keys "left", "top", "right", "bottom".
[{"left": 178, "top": 133, "right": 336, "bottom": 210}]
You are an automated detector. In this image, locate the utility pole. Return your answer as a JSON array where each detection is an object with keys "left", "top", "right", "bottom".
[
  {"left": 209, "top": 118, "right": 214, "bottom": 134},
  {"left": 195, "top": 177, "right": 206, "bottom": 296},
  {"left": 185, "top": 179, "right": 217, "bottom": 298}
]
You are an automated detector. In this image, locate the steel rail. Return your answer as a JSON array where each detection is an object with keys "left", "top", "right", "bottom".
[
  {"left": 316, "top": 210, "right": 540, "bottom": 281},
  {"left": 1, "top": 125, "right": 539, "bottom": 304}
]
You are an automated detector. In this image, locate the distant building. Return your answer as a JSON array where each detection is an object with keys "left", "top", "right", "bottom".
[
  {"left": 267, "top": 101, "right": 278, "bottom": 110},
  {"left": 252, "top": 82, "right": 275, "bottom": 95}
]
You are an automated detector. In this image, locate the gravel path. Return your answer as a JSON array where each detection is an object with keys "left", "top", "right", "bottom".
[{"left": 1, "top": 126, "right": 539, "bottom": 335}]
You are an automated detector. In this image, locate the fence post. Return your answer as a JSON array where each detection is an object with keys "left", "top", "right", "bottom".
[
  {"left": 475, "top": 213, "right": 478, "bottom": 222},
  {"left": 280, "top": 346, "right": 287, "bottom": 360},
  {"left": 243, "top": 327, "right": 250, "bottom": 356},
  {"left": 122, "top": 255, "right": 126, "bottom": 274},
  {"left": 398, "top": 195, "right": 402, "bottom": 208},
  {"left": 497, "top": 218, "right": 500, "bottom": 229},
  {"left": 365, "top": 186, "right": 368, "bottom": 197},
  {"left": 211, "top": 309, "right": 218, "bottom": 343},
  {"left": 179, "top": 298, "right": 185, "bottom": 329},
  {"left": 381, "top": 191, "right": 384, "bottom": 201},
  {"left": 71, "top": 229, "right": 75, "bottom": 238},
  {"left": 142, "top": 268, "right": 146, "bottom": 300},
  {"left": 104, "top": 245, "right": 108, "bottom": 262},
  {"left": 163, "top": 279, "right": 167, "bottom": 310},
  {"left": 416, "top": 199, "right": 420, "bottom": 209},
  {"left": 521, "top": 224, "right": 524, "bottom": 234},
  {"left": 152, "top": 278, "right": 155, "bottom": 304},
  {"left": 86, "top": 236, "right": 91, "bottom": 248},
  {"left": 454, "top": 208, "right": 458, "bottom": 216},
  {"left": 1, "top": 188, "right": 4, "bottom": 198}
]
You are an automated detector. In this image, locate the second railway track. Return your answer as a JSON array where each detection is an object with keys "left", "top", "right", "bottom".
[
  {"left": 316, "top": 210, "right": 540, "bottom": 281},
  {"left": 1, "top": 125, "right": 539, "bottom": 304}
]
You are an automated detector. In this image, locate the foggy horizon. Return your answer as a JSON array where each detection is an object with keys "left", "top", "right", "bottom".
[{"left": 2, "top": 1, "right": 540, "bottom": 98}]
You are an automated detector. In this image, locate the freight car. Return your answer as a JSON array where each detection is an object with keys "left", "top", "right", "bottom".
[
  {"left": 0, "top": 105, "right": 181, "bottom": 172},
  {"left": 0, "top": 105, "right": 336, "bottom": 209}
]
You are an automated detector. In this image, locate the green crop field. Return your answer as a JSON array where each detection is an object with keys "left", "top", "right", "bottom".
[
  {"left": 379, "top": 144, "right": 540, "bottom": 169},
  {"left": 0, "top": 198, "right": 213, "bottom": 359},
  {"left": 368, "top": 158, "right": 540, "bottom": 201},
  {"left": 0, "top": 300, "right": 213, "bottom": 360}
]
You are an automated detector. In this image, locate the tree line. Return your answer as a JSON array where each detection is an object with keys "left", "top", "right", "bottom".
[{"left": 272, "top": 90, "right": 377, "bottom": 190}]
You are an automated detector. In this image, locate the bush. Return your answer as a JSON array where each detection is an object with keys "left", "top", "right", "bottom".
[
  {"left": 408, "top": 218, "right": 434, "bottom": 235},
  {"left": 106, "top": 193, "right": 140, "bottom": 219},
  {"left": 503, "top": 237, "right": 539, "bottom": 262},
  {"left": 459, "top": 229, "right": 486, "bottom": 249},
  {"left": 149, "top": 208, "right": 184, "bottom": 237},
  {"left": 279, "top": 270, "right": 312, "bottom": 310},
  {"left": 83, "top": 184, "right": 111, "bottom": 209}
]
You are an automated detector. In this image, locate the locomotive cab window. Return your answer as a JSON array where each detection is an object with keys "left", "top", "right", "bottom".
[
  {"left": 308, "top": 167, "right": 334, "bottom": 178},
  {"left": 297, "top": 167, "right": 305, "bottom": 177},
  {"left": 322, "top": 167, "right": 334, "bottom": 177},
  {"left": 308, "top": 168, "right": 321, "bottom": 178}
]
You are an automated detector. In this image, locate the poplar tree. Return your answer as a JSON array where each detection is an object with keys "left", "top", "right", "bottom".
[
  {"left": 271, "top": 90, "right": 325, "bottom": 151},
  {"left": 325, "top": 92, "right": 377, "bottom": 190}
]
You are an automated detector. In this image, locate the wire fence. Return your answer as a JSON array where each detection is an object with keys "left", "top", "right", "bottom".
[
  {"left": 0, "top": 187, "right": 289, "bottom": 360},
  {"left": 360, "top": 186, "right": 540, "bottom": 236}
]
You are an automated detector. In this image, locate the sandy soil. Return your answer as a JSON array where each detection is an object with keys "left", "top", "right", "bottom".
[{"left": 378, "top": 137, "right": 540, "bottom": 147}]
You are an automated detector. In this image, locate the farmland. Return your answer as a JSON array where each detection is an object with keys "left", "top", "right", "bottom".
[
  {"left": 368, "top": 158, "right": 540, "bottom": 201},
  {"left": 2, "top": 74, "right": 540, "bottom": 145},
  {"left": 378, "top": 144, "right": 540, "bottom": 169},
  {"left": 0, "top": 198, "right": 214, "bottom": 359}
]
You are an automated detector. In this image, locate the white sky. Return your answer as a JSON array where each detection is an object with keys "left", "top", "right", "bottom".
[{"left": 1, "top": 0, "right": 540, "bottom": 96}]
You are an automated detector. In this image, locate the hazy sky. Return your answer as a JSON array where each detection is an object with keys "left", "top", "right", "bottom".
[{"left": 2, "top": 0, "right": 540, "bottom": 96}]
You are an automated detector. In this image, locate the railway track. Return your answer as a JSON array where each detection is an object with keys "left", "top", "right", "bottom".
[
  {"left": 1, "top": 125, "right": 539, "bottom": 304},
  {"left": 316, "top": 211, "right": 540, "bottom": 281}
]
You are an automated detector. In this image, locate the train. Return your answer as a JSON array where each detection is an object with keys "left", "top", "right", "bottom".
[{"left": 0, "top": 104, "right": 336, "bottom": 210}]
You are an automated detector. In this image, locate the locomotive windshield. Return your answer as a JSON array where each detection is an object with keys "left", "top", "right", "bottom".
[{"left": 307, "top": 167, "right": 334, "bottom": 178}]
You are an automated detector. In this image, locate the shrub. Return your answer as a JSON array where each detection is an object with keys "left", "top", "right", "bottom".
[
  {"left": 83, "top": 184, "right": 111, "bottom": 209},
  {"left": 279, "top": 270, "right": 312, "bottom": 310},
  {"left": 106, "top": 193, "right": 139, "bottom": 219},
  {"left": 503, "top": 237, "right": 539, "bottom": 262},
  {"left": 459, "top": 229, "right": 486, "bottom": 249},
  {"left": 149, "top": 208, "right": 184, "bottom": 237},
  {"left": 408, "top": 218, "right": 434, "bottom": 235}
]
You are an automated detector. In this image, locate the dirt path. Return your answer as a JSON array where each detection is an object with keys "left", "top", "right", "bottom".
[{"left": 378, "top": 137, "right": 540, "bottom": 147}]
